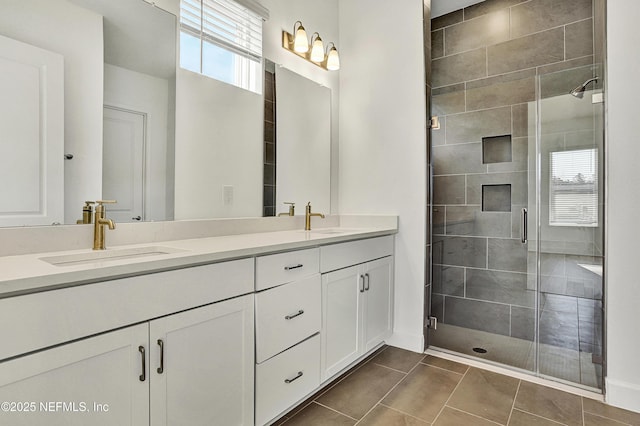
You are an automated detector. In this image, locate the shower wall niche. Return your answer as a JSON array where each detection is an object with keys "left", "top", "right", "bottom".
[{"left": 428, "top": 0, "right": 605, "bottom": 389}]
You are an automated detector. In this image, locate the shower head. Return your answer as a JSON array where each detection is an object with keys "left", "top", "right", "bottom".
[{"left": 570, "top": 77, "right": 599, "bottom": 98}]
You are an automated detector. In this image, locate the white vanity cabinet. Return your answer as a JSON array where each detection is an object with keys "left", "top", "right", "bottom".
[
  {"left": 0, "top": 323, "right": 149, "bottom": 426},
  {"left": 320, "top": 236, "right": 394, "bottom": 381}
]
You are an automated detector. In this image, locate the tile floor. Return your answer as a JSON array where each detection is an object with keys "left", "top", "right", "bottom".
[{"left": 275, "top": 347, "right": 640, "bottom": 426}]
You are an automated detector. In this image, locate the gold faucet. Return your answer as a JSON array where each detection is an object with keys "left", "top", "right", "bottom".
[
  {"left": 77, "top": 201, "right": 95, "bottom": 224},
  {"left": 305, "top": 202, "right": 325, "bottom": 231},
  {"left": 278, "top": 202, "right": 296, "bottom": 216},
  {"left": 93, "top": 200, "right": 116, "bottom": 250}
]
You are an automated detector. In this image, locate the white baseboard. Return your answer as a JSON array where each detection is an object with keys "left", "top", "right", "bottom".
[
  {"left": 606, "top": 378, "right": 640, "bottom": 413},
  {"left": 386, "top": 330, "right": 424, "bottom": 353}
]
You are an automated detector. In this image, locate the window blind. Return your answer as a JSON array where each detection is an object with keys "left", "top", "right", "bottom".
[
  {"left": 181, "top": 0, "right": 263, "bottom": 63},
  {"left": 549, "top": 149, "right": 599, "bottom": 227}
]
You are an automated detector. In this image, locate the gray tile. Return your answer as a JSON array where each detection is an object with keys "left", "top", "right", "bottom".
[
  {"left": 539, "top": 63, "right": 595, "bottom": 99},
  {"left": 566, "top": 19, "right": 594, "bottom": 60},
  {"left": 371, "top": 346, "right": 426, "bottom": 373},
  {"left": 432, "top": 29, "right": 444, "bottom": 59},
  {"left": 463, "top": 0, "right": 527, "bottom": 20},
  {"left": 446, "top": 206, "right": 511, "bottom": 238},
  {"left": 433, "top": 175, "right": 466, "bottom": 204},
  {"left": 434, "top": 406, "right": 498, "bottom": 426},
  {"left": 432, "top": 47, "right": 486, "bottom": 88},
  {"left": 284, "top": 402, "right": 356, "bottom": 426},
  {"left": 510, "top": 0, "right": 593, "bottom": 39},
  {"left": 445, "top": 9, "right": 510, "bottom": 56},
  {"left": 444, "top": 296, "right": 511, "bottom": 336},
  {"left": 467, "top": 171, "right": 527, "bottom": 206},
  {"left": 359, "top": 405, "right": 429, "bottom": 426},
  {"left": 509, "top": 409, "right": 564, "bottom": 425},
  {"left": 540, "top": 252, "right": 566, "bottom": 277},
  {"left": 593, "top": 0, "right": 605, "bottom": 65},
  {"left": 488, "top": 137, "right": 529, "bottom": 173},
  {"left": 539, "top": 309, "right": 579, "bottom": 350},
  {"left": 433, "top": 143, "right": 486, "bottom": 175},
  {"left": 512, "top": 104, "right": 530, "bottom": 138},
  {"left": 433, "top": 264, "right": 465, "bottom": 296},
  {"left": 433, "top": 206, "right": 445, "bottom": 235},
  {"left": 447, "top": 106, "right": 511, "bottom": 144},
  {"left": 582, "top": 397, "right": 640, "bottom": 425},
  {"left": 316, "top": 362, "right": 405, "bottom": 420},
  {"left": 537, "top": 55, "right": 595, "bottom": 75},
  {"left": 447, "top": 367, "right": 519, "bottom": 424},
  {"left": 512, "top": 306, "right": 535, "bottom": 340},
  {"left": 482, "top": 184, "right": 511, "bottom": 212},
  {"left": 466, "top": 268, "right": 534, "bottom": 307},
  {"left": 467, "top": 70, "right": 536, "bottom": 111},
  {"left": 483, "top": 135, "right": 512, "bottom": 164},
  {"left": 541, "top": 293, "right": 578, "bottom": 314},
  {"left": 433, "top": 84, "right": 465, "bottom": 115},
  {"left": 432, "top": 10, "right": 464, "bottom": 31},
  {"left": 421, "top": 355, "right": 469, "bottom": 374},
  {"left": 514, "top": 381, "right": 583, "bottom": 426},
  {"left": 488, "top": 28, "right": 564, "bottom": 76},
  {"left": 432, "top": 292, "right": 444, "bottom": 322},
  {"left": 433, "top": 235, "right": 488, "bottom": 268},
  {"left": 488, "top": 238, "right": 528, "bottom": 272},
  {"left": 382, "top": 364, "right": 463, "bottom": 423}
]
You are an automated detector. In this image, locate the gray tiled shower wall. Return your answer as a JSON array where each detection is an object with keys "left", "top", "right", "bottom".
[
  {"left": 263, "top": 64, "right": 276, "bottom": 216},
  {"left": 429, "top": 0, "right": 604, "bottom": 355}
]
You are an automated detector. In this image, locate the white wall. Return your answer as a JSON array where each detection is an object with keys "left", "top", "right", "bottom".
[
  {"left": 104, "top": 64, "right": 172, "bottom": 221},
  {"left": 0, "top": 0, "right": 103, "bottom": 224},
  {"left": 339, "top": 0, "right": 427, "bottom": 352},
  {"left": 605, "top": 0, "right": 640, "bottom": 413}
]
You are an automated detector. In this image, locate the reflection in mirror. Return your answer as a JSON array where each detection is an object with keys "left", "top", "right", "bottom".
[
  {"left": 0, "top": 0, "right": 176, "bottom": 227},
  {"left": 263, "top": 61, "right": 331, "bottom": 217}
]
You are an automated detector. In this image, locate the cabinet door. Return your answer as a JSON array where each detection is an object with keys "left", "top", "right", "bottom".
[
  {"left": 363, "top": 256, "right": 394, "bottom": 352},
  {"left": 0, "top": 324, "right": 149, "bottom": 426},
  {"left": 149, "top": 294, "right": 254, "bottom": 426},
  {"left": 320, "top": 265, "right": 361, "bottom": 381}
]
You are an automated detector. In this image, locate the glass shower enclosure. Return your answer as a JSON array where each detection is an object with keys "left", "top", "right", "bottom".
[{"left": 429, "top": 64, "right": 604, "bottom": 390}]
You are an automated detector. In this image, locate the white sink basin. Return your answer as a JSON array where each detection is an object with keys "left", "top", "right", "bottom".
[{"left": 40, "top": 246, "right": 186, "bottom": 267}]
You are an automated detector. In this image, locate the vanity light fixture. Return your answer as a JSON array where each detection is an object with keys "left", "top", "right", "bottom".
[
  {"left": 310, "top": 32, "right": 325, "bottom": 62},
  {"left": 293, "top": 21, "right": 309, "bottom": 53},
  {"left": 282, "top": 22, "right": 339, "bottom": 71}
]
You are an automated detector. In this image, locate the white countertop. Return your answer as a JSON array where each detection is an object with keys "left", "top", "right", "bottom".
[{"left": 0, "top": 225, "right": 396, "bottom": 298}]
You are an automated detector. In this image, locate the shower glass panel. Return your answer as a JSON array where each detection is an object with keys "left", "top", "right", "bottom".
[
  {"left": 429, "top": 64, "right": 604, "bottom": 391},
  {"left": 536, "top": 65, "right": 604, "bottom": 389}
]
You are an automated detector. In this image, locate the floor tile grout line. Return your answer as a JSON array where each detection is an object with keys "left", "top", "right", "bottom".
[
  {"left": 312, "top": 401, "right": 359, "bottom": 422},
  {"left": 431, "top": 363, "right": 470, "bottom": 424},
  {"left": 418, "top": 360, "right": 467, "bottom": 376},
  {"left": 581, "top": 396, "right": 585, "bottom": 426},
  {"left": 506, "top": 380, "right": 522, "bottom": 425},
  {"left": 377, "top": 403, "right": 433, "bottom": 425},
  {"left": 511, "top": 408, "right": 567, "bottom": 425},
  {"left": 371, "top": 361, "right": 417, "bottom": 375},
  {"left": 353, "top": 356, "right": 427, "bottom": 425},
  {"left": 442, "top": 405, "right": 504, "bottom": 425},
  {"left": 581, "top": 411, "right": 634, "bottom": 426}
]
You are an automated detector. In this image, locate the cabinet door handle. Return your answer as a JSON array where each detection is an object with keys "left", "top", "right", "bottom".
[
  {"left": 364, "top": 273, "right": 370, "bottom": 291},
  {"left": 284, "top": 264, "right": 303, "bottom": 271},
  {"left": 285, "top": 310, "right": 305, "bottom": 320},
  {"left": 359, "top": 275, "right": 365, "bottom": 293},
  {"left": 157, "top": 339, "right": 164, "bottom": 374},
  {"left": 284, "top": 371, "right": 303, "bottom": 384},
  {"left": 138, "top": 346, "right": 146, "bottom": 382}
]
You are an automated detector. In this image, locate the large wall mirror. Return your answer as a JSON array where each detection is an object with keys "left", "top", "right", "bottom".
[{"left": 0, "top": 0, "right": 332, "bottom": 228}]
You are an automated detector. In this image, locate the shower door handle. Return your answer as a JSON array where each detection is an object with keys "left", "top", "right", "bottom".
[{"left": 520, "top": 208, "right": 528, "bottom": 244}]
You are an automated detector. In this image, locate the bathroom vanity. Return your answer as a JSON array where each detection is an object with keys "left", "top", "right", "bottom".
[{"left": 0, "top": 218, "right": 396, "bottom": 425}]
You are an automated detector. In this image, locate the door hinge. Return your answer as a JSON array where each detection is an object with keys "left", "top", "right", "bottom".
[
  {"left": 427, "top": 316, "right": 437, "bottom": 329},
  {"left": 427, "top": 116, "right": 440, "bottom": 130}
]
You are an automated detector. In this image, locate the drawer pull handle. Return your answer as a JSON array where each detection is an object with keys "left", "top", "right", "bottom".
[
  {"left": 285, "top": 310, "right": 305, "bottom": 320},
  {"left": 157, "top": 339, "right": 164, "bottom": 374},
  {"left": 284, "top": 264, "right": 304, "bottom": 271},
  {"left": 138, "top": 346, "right": 146, "bottom": 382},
  {"left": 360, "top": 275, "right": 365, "bottom": 293},
  {"left": 284, "top": 371, "right": 304, "bottom": 384},
  {"left": 364, "top": 273, "right": 370, "bottom": 291}
]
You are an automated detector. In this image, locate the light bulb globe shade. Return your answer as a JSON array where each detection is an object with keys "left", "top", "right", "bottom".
[
  {"left": 327, "top": 46, "right": 340, "bottom": 71},
  {"left": 310, "top": 36, "right": 325, "bottom": 62},
  {"left": 293, "top": 24, "right": 309, "bottom": 53}
]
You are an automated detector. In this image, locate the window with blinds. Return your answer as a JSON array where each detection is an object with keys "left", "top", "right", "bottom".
[
  {"left": 549, "top": 148, "right": 599, "bottom": 227},
  {"left": 180, "top": 0, "right": 263, "bottom": 93}
]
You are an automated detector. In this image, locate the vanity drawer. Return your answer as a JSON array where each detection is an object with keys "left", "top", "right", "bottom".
[
  {"left": 255, "top": 274, "right": 321, "bottom": 363},
  {"left": 320, "top": 235, "right": 394, "bottom": 272},
  {"left": 255, "top": 334, "right": 321, "bottom": 426},
  {"left": 255, "top": 248, "right": 319, "bottom": 291}
]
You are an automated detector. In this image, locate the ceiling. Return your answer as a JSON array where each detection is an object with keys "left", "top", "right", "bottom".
[{"left": 431, "top": 0, "right": 486, "bottom": 18}]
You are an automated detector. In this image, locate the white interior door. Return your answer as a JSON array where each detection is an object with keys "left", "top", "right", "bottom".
[
  {"left": 103, "top": 106, "right": 145, "bottom": 222},
  {"left": 0, "top": 34, "right": 63, "bottom": 226}
]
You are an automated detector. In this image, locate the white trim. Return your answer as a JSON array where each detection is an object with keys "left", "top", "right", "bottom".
[
  {"left": 424, "top": 348, "right": 604, "bottom": 401},
  {"left": 605, "top": 378, "right": 640, "bottom": 413},
  {"left": 234, "top": 0, "right": 269, "bottom": 20},
  {"left": 387, "top": 331, "right": 424, "bottom": 353}
]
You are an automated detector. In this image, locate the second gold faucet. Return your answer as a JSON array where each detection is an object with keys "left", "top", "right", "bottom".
[
  {"left": 305, "top": 202, "right": 325, "bottom": 231},
  {"left": 93, "top": 200, "right": 117, "bottom": 250}
]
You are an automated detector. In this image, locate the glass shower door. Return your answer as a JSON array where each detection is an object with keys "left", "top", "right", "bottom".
[{"left": 536, "top": 65, "right": 604, "bottom": 389}]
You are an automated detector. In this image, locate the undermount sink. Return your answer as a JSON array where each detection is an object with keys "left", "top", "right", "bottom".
[{"left": 40, "top": 246, "right": 186, "bottom": 267}]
